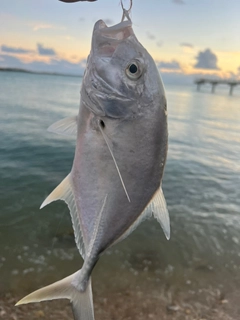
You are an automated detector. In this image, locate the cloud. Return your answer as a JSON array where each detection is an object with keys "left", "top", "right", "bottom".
[
  {"left": 158, "top": 60, "right": 181, "bottom": 70},
  {"left": 37, "top": 43, "right": 56, "bottom": 56},
  {"left": 0, "top": 54, "right": 85, "bottom": 76},
  {"left": 29, "top": 22, "right": 65, "bottom": 32},
  {"left": 156, "top": 41, "right": 163, "bottom": 47},
  {"left": 2, "top": 52, "right": 233, "bottom": 86},
  {"left": 180, "top": 42, "right": 194, "bottom": 48},
  {"left": 146, "top": 31, "right": 155, "bottom": 40},
  {"left": 173, "top": 0, "right": 185, "bottom": 4},
  {"left": 1, "top": 45, "right": 32, "bottom": 54},
  {"left": 238, "top": 66, "right": 240, "bottom": 74},
  {"left": 33, "top": 24, "right": 54, "bottom": 31},
  {"left": 0, "top": 54, "right": 25, "bottom": 69},
  {"left": 104, "top": 18, "right": 114, "bottom": 25},
  {"left": 194, "top": 48, "right": 219, "bottom": 70}
]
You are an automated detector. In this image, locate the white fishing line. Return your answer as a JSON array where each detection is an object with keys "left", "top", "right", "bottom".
[{"left": 98, "top": 120, "right": 131, "bottom": 203}]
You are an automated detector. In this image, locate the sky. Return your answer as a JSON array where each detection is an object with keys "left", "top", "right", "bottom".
[{"left": 0, "top": 0, "right": 240, "bottom": 84}]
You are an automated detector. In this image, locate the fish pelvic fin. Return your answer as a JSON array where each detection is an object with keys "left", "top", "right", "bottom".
[
  {"left": 48, "top": 116, "right": 78, "bottom": 136},
  {"left": 148, "top": 186, "right": 170, "bottom": 240},
  {"left": 16, "top": 271, "right": 95, "bottom": 320},
  {"left": 40, "top": 174, "right": 85, "bottom": 258}
]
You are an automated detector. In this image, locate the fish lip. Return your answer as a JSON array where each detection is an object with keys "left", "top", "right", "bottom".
[
  {"left": 100, "top": 19, "right": 132, "bottom": 35},
  {"left": 92, "top": 19, "right": 133, "bottom": 57},
  {"left": 94, "top": 19, "right": 132, "bottom": 35}
]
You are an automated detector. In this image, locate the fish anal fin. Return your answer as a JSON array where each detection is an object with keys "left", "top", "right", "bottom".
[
  {"left": 40, "top": 174, "right": 86, "bottom": 258},
  {"left": 48, "top": 116, "right": 78, "bottom": 136},
  {"left": 149, "top": 187, "right": 170, "bottom": 240}
]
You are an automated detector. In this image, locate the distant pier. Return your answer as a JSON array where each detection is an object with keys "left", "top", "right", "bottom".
[{"left": 195, "top": 78, "right": 240, "bottom": 95}]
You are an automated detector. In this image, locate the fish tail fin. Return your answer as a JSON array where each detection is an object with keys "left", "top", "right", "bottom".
[
  {"left": 72, "top": 278, "right": 94, "bottom": 320},
  {"left": 15, "top": 271, "right": 95, "bottom": 320}
]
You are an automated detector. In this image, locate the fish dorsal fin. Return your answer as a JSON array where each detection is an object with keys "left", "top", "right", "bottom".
[
  {"left": 48, "top": 116, "right": 78, "bottom": 136},
  {"left": 148, "top": 187, "right": 170, "bottom": 240},
  {"left": 40, "top": 174, "right": 86, "bottom": 258}
]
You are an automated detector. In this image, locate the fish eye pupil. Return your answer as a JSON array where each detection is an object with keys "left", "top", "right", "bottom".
[{"left": 129, "top": 64, "right": 138, "bottom": 74}]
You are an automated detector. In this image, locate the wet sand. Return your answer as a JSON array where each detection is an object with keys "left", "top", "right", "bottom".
[{"left": 1, "top": 282, "right": 239, "bottom": 320}]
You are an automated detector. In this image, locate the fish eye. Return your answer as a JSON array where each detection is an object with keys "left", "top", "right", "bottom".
[{"left": 126, "top": 61, "right": 143, "bottom": 80}]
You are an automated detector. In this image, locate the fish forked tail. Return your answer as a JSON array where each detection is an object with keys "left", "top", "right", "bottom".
[{"left": 15, "top": 270, "right": 95, "bottom": 320}]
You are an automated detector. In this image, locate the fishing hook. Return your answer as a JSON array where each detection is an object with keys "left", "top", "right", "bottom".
[
  {"left": 121, "top": 0, "right": 133, "bottom": 12},
  {"left": 121, "top": 0, "right": 133, "bottom": 22}
]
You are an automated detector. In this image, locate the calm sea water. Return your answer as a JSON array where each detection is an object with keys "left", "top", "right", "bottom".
[{"left": 0, "top": 71, "right": 240, "bottom": 296}]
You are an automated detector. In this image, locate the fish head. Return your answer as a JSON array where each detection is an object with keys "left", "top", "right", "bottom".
[{"left": 81, "top": 19, "right": 166, "bottom": 119}]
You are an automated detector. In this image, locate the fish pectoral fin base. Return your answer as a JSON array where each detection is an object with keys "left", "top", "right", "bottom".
[
  {"left": 149, "top": 187, "right": 170, "bottom": 240},
  {"left": 40, "top": 174, "right": 85, "bottom": 258},
  {"left": 16, "top": 272, "right": 95, "bottom": 320},
  {"left": 48, "top": 116, "right": 78, "bottom": 136}
]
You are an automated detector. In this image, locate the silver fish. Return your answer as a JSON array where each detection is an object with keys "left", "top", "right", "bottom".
[{"left": 16, "top": 12, "right": 169, "bottom": 320}]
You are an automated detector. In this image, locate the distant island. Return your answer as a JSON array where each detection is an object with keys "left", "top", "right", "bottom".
[{"left": 0, "top": 67, "right": 83, "bottom": 78}]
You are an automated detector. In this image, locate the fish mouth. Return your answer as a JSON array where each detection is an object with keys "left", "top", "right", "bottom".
[{"left": 92, "top": 19, "right": 133, "bottom": 57}]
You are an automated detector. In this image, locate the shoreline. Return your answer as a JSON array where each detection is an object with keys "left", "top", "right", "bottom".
[
  {"left": 0, "top": 67, "right": 83, "bottom": 78},
  {"left": 1, "top": 281, "right": 238, "bottom": 320}
]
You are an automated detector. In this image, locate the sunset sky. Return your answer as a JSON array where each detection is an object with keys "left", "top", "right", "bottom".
[{"left": 0, "top": 0, "right": 239, "bottom": 84}]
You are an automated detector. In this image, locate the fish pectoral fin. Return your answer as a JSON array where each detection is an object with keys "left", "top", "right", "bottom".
[
  {"left": 40, "top": 174, "right": 86, "bottom": 258},
  {"left": 16, "top": 271, "right": 95, "bottom": 320},
  {"left": 149, "top": 187, "right": 170, "bottom": 240},
  {"left": 48, "top": 116, "right": 78, "bottom": 136}
]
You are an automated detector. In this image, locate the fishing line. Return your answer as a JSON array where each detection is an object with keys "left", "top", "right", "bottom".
[
  {"left": 98, "top": 120, "right": 131, "bottom": 203},
  {"left": 50, "top": 210, "right": 65, "bottom": 250}
]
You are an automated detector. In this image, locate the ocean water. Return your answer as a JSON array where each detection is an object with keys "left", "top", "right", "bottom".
[{"left": 0, "top": 71, "right": 240, "bottom": 297}]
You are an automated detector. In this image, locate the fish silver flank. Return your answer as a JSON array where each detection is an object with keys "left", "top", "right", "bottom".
[{"left": 16, "top": 8, "right": 169, "bottom": 320}]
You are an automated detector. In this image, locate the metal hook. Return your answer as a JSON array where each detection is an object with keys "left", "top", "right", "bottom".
[
  {"left": 121, "top": 0, "right": 133, "bottom": 12},
  {"left": 121, "top": 0, "right": 133, "bottom": 22}
]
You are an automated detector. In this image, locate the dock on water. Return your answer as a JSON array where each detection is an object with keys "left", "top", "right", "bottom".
[{"left": 195, "top": 78, "right": 240, "bottom": 95}]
